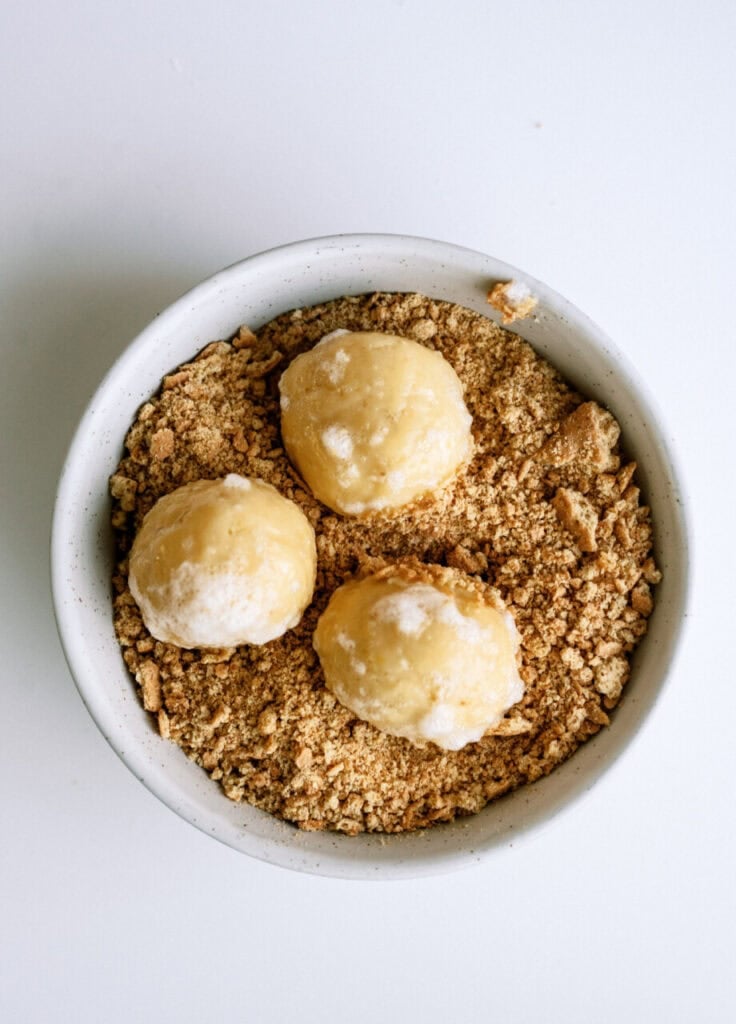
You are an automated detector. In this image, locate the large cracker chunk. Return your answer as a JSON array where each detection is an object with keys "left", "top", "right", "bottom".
[
  {"left": 540, "top": 401, "right": 620, "bottom": 472},
  {"left": 552, "top": 487, "right": 599, "bottom": 552}
]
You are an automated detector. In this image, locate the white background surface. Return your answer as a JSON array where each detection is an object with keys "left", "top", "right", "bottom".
[{"left": 1, "top": 1, "right": 734, "bottom": 1021}]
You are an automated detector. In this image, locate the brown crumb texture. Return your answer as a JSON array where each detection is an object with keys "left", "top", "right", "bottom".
[{"left": 111, "top": 292, "right": 658, "bottom": 834}]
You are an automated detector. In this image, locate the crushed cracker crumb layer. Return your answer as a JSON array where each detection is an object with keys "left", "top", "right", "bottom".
[{"left": 111, "top": 291, "right": 658, "bottom": 834}]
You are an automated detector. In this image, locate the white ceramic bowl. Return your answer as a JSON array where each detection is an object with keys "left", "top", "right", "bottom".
[{"left": 52, "top": 234, "right": 690, "bottom": 879}]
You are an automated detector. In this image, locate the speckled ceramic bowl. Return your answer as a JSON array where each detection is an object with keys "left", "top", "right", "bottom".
[{"left": 51, "top": 234, "right": 690, "bottom": 878}]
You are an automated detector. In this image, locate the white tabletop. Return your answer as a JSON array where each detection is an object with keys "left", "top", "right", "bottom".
[{"left": 2, "top": 2, "right": 733, "bottom": 1021}]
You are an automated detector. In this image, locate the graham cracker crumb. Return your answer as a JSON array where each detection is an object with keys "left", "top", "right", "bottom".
[
  {"left": 257, "top": 707, "right": 279, "bottom": 736},
  {"left": 539, "top": 401, "right": 620, "bottom": 472},
  {"left": 631, "top": 581, "right": 654, "bottom": 616},
  {"left": 163, "top": 370, "right": 190, "bottom": 390},
  {"left": 136, "top": 660, "right": 161, "bottom": 712},
  {"left": 594, "top": 656, "right": 629, "bottom": 706},
  {"left": 232, "top": 324, "right": 257, "bottom": 349},
  {"left": 295, "top": 746, "right": 314, "bottom": 770},
  {"left": 488, "top": 714, "right": 533, "bottom": 737},
  {"left": 110, "top": 292, "right": 659, "bottom": 834},
  {"left": 487, "top": 280, "right": 538, "bottom": 324},
  {"left": 643, "top": 558, "right": 662, "bottom": 585},
  {"left": 150, "top": 428, "right": 175, "bottom": 461},
  {"left": 196, "top": 341, "right": 231, "bottom": 361},
  {"left": 110, "top": 473, "right": 137, "bottom": 512},
  {"left": 552, "top": 487, "right": 599, "bottom": 552}
]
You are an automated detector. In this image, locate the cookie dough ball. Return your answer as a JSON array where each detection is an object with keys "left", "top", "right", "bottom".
[
  {"left": 313, "top": 566, "right": 524, "bottom": 750},
  {"left": 129, "top": 475, "right": 316, "bottom": 648},
  {"left": 279, "top": 331, "right": 473, "bottom": 515}
]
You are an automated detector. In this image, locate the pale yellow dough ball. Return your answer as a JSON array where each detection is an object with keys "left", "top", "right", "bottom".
[
  {"left": 313, "top": 567, "right": 524, "bottom": 751},
  {"left": 128, "top": 475, "right": 316, "bottom": 648},
  {"left": 279, "top": 331, "right": 473, "bottom": 515}
]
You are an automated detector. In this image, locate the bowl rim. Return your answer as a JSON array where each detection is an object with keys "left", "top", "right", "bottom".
[{"left": 51, "top": 232, "right": 692, "bottom": 878}]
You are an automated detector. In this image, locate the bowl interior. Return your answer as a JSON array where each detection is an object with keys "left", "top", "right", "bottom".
[{"left": 52, "top": 235, "right": 689, "bottom": 878}]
